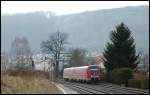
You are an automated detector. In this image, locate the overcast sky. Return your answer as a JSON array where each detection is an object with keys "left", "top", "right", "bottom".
[{"left": 1, "top": 1, "right": 149, "bottom": 16}]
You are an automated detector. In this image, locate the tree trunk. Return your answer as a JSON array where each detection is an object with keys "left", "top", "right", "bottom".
[{"left": 55, "top": 60, "right": 59, "bottom": 78}]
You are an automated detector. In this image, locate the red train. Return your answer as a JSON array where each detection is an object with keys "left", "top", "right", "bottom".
[{"left": 63, "top": 65, "right": 104, "bottom": 83}]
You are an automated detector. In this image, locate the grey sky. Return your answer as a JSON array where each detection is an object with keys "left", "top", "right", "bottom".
[{"left": 1, "top": 1, "right": 149, "bottom": 16}]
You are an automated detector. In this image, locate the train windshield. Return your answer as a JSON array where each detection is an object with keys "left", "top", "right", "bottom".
[
  {"left": 90, "top": 69, "right": 98, "bottom": 75},
  {"left": 88, "top": 65, "right": 100, "bottom": 75}
]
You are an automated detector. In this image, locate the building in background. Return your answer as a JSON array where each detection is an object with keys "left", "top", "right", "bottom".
[
  {"left": 32, "top": 53, "right": 72, "bottom": 72},
  {"left": 95, "top": 54, "right": 105, "bottom": 71},
  {"left": 32, "top": 53, "right": 53, "bottom": 71},
  {"left": 59, "top": 53, "right": 72, "bottom": 71},
  {"left": 137, "top": 53, "right": 149, "bottom": 73}
]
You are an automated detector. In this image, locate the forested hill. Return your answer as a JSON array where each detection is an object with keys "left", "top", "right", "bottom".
[{"left": 1, "top": 5, "right": 149, "bottom": 54}]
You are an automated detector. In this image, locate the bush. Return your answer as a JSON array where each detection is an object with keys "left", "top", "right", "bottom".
[
  {"left": 128, "top": 75, "right": 149, "bottom": 89},
  {"left": 141, "top": 75, "right": 149, "bottom": 89},
  {"left": 2, "top": 69, "right": 50, "bottom": 79},
  {"left": 128, "top": 79, "right": 141, "bottom": 88},
  {"left": 110, "top": 68, "right": 132, "bottom": 85},
  {"left": 104, "top": 72, "right": 109, "bottom": 82},
  {"left": 104, "top": 71, "right": 113, "bottom": 82}
]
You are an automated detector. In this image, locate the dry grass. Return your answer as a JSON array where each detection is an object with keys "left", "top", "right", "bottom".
[{"left": 1, "top": 69, "right": 62, "bottom": 94}]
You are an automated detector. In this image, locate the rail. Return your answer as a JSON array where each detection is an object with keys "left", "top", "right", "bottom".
[{"left": 57, "top": 79, "right": 149, "bottom": 94}]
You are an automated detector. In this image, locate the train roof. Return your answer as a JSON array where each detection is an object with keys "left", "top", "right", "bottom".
[
  {"left": 64, "top": 65, "right": 100, "bottom": 70},
  {"left": 88, "top": 65, "right": 99, "bottom": 67},
  {"left": 64, "top": 66, "right": 88, "bottom": 70}
]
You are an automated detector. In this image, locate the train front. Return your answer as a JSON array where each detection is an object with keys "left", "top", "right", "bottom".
[{"left": 87, "top": 65, "right": 104, "bottom": 83}]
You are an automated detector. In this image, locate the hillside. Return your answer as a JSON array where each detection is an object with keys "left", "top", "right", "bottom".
[{"left": 1, "top": 5, "right": 149, "bottom": 54}]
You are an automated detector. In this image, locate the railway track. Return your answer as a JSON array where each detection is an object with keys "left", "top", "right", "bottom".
[
  {"left": 60, "top": 81, "right": 109, "bottom": 94},
  {"left": 98, "top": 82, "right": 149, "bottom": 94},
  {"left": 63, "top": 83, "right": 105, "bottom": 94},
  {"left": 57, "top": 79, "right": 149, "bottom": 94},
  {"left": 58, "top": 80, "right": 119, "bottom": 94}
]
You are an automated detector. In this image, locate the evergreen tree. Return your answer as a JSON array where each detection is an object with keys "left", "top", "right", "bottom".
[{"left": 103, "top": 22, "right": 139, "bottom": 72}]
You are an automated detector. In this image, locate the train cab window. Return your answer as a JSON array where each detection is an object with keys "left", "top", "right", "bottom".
[
  {"left": 88, "top": 65, "right": 100, "bottom": 75},
  {"left": 90, "top": 69, "right": 98, "bottom": 75}
]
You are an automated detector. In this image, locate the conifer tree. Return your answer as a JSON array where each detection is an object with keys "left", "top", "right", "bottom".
[{"left": 103, "top": 22, "right": 139, "bottom": 72}]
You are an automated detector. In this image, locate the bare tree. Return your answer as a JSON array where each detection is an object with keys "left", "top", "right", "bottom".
[
  {"left": 69, "top": 48, "right": 87, "bottom": 67},
  {"left": 10, "top": 37, "right": 32, "bottom": 69},
  {"left": 1, "top": 51, "right": 10, "bottom": 71},
  {"left": 41, "top": 31, "right": 68, "bottom": 78},
  {"left": 85, "top": 56, "right": 96, "bottom": 65},
  {"left": 11, "top": 37, "right": 31, "bottom": 56}
]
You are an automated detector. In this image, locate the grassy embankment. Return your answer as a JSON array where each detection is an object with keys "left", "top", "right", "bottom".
[{"left": 1, "top": 69, "right": 63, "bottom": 94}]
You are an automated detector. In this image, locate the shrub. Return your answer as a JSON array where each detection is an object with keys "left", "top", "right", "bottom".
[
  {"left": 128, "top": 79, "right": 141, "bottom": 88},
  {"left": 110, "top": 68, "right": 132, "bottom": 85},
  {"left": 128, "top": 75, "right": 149, "bottom": 89},
  {"left": 104, "top": 71, "right": 113, "bottom": 82},
  {"left": 141, "top": 75, "right": 149, "bottom": 89},
  {"left": 104, "top": 72, "right": 109, "bottom": 82}
]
